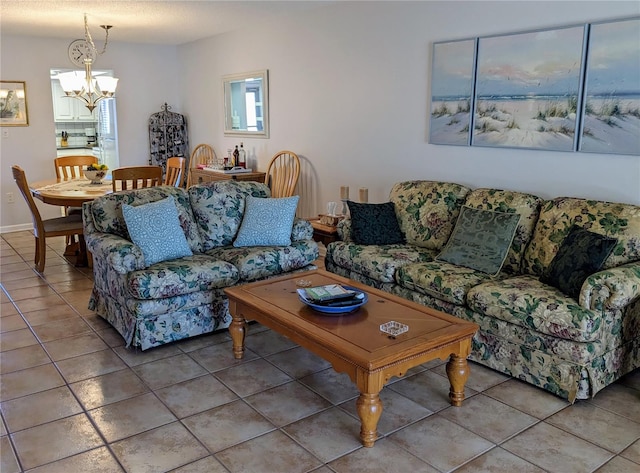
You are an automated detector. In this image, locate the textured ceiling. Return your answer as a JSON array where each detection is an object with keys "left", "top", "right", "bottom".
[{"left": 0, "top": 1, "right": 333, "bottom": 45}]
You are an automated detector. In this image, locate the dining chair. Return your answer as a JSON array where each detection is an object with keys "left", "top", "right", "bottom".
[
  {"left": 54, "top": 155, "right": 98, "bottom": 180},
  {"left": 11, "top": 165, "right": 86, "bottom": 273},
  {"left": 186, "top": 144, "right": 216, "bottom": 187},
  {"left": 164, "top": 157, "right": 186, "bottom": 187},
  {"left": 112, "top": 166, "right": 163, "bottom": 191},
  {"left": 264, "top": 150, "right": 301, "bottom": 198}
]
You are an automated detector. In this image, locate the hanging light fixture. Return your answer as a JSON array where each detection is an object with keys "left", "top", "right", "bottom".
[{"left": 56, "top": 14, "right": 119, "bottom": 112}]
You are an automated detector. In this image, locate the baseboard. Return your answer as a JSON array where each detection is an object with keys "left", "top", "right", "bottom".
[{"left": 1, "top": 224, "right": 33, "bottom": 234}]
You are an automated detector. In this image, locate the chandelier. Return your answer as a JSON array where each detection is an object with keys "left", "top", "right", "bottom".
[{"left": 56, "top": 14, "right": 119, "bottom": 112}]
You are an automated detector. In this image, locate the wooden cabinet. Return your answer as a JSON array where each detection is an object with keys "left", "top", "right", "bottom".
[
  {"left": 51, "top": 80, "right": 96, "bottom": 121},
  {"left": 190, "top": 168, "right": 266, "bottom": 185}
]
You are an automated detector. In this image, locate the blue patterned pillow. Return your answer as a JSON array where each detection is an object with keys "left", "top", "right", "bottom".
[
  {"left": 233, "top": 195, "right": 299, "bottom": 247},
  {"left": 122, "top": 196, "right": 193, "bottom": 267},
  {"left": 436, "top": 206, "right": 520, "bottom": 275}
]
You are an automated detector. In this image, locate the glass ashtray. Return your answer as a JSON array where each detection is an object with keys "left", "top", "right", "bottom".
[
  {"left": 296, "top": 278, "right": 312, "bottom": 287},
  {"left": 380, "top": 321, "right": 409, "bottom": 337}
]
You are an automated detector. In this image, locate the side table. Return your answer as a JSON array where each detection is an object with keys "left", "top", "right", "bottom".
[{"left": 307, "top": 218, "right": 339, "bottom": 246}]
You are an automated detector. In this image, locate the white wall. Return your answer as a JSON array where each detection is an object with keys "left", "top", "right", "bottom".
[
  {"left": 0, "top": 36, "right": 179, "bottom": 230},
  {"left": 180, "top": 0, "right": 640, "bottom": 219}
]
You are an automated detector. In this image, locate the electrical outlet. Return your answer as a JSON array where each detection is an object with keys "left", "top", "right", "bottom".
[
  {"left": 2, "top": 130, "right": 9, "bottom": 138},
  {"left": 6, "top": 192, "right": 15, "bottom": 203}
]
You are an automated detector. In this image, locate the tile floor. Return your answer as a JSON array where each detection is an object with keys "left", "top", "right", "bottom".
[{"left": 1, "top": 231, "right": 640, "bottom": 473}]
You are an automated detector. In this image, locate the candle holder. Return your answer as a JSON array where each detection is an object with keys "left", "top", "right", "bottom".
[{"left": 341, "top": 199, "right": 348, "bottom": 216}]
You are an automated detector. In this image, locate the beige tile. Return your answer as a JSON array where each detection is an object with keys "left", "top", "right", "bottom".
[
  {"left": 618, "top": 369, "right": 640, "bottom": 391},
  {"left": 170, "top": 455, "right": 228, "bottom": 473},
  {"left": 215, "top": 358, "right": 292, "bottom": 397},
  {"left": 0, "top": 328, "right": 39, "bottom": 352},
  {"left": 0, "top": 268, "right": 38, "bottom": 283},
  {"left": 21, "top": 304, "right": 80, "bottom": 326},
  {"left": 0, "top": 344, "right": 51, "bottom": 374},
  {"left": 299, "top": 368, "right": 360, "bottom": 404},
  {"left": 0, "top": 314, "right": 27, "bottom": 332},
  {"left": 11, "top": 413, "right": 103, "bottom": 470},
  {"left": 484, "top": 378, "right": 569, "bottom": 418},
  {"left": 547, "top": 402, "right": 640, "bottom": 453},
  {"left": 390, "top": 415, "right": 493, "bottom": 471},
  {"left": 177, "top": 330, "right": 231, "bottom": 352},
  {"left": 217, "top": 430, "right": 322, "bottom": 473},
  {"left": 81, "top": 313, "right": 112, "bottom": 331},
  {"left": 1, "top": 386, "right": 82, "bottom": 432},
  {"left": 244, "top": 328, "right": 298, "bottom": 356},
  {"left": 89, "top": 392, "right": 176, "bottom": 442},
  {"left": 439, "top": 393, "right": 538, "bottom": 443},
  {"left": 182, "top": 399, "right": 274, "bottom": 452},
  {"left": 0, "top": 363, "right": 65, "bottom": 401},
  {"left": 31, "top": 316, "right": 92, "bottom": 343},
  {"left": 50, "top": 278, "right": 95, "bottom": 294},
  {"left": 95, "top": 326, "right": 127, "bottom": 348},
  {"left": 155, "top": 374, "right": 238, "bottom": 418},
  {"left": 0, "top": 436, "right": 20, "bottom": 473},
  {"left": 502, "top": 422, "right": 613, "bottom": 473},
  {"left": 329, "top": 437, "right": 438, "bottom": 473},
  {"left": 111, "top": 422, "right": 208, "bottom": 473},
  {"left": 620, "top": 438, "right": 640, "bottom": 463},
  {"left": 595, "top": 455, "right": 640, "bottom": 473},
  {"left": 339, "top": 387, "right": 432, "bottom": 436},
  {"left": 246, "top": 380, "right": 332, "bottom": 426},
  {"left": 454, "top": 446, "right": 546, "bottom": 473},
  {"left": 13, "top": 294, "right": 67, "bottom": 313},
  {"left": 588, "top": 383, "right": 640, "bottom": 423},
  {"left": 0, "top": 302, "right": 19, "bottom": 317},
  {"left": 266, "top": 346, "right": 332, "bottom": 378},
  {"left": 8, "top": 285, "right": 57, "bottom": 301},
  {"left": 56, "top": 348, "right": 127, "bottom": 383},
  {"left": 60, "top": 289, "right": 93, "bottom": 309},
  {"left": 188, "top": 339, "right": 259, "bottom": 372},
  {"left": 113, "top": 343, "right": 183, "bottom": 367},
  {"left": 133, "top": 353, "right": 208, "bottom": 390},
  {"left": 283, "top": 407, "right": 363, "bottom": 463},
  {"left": 44, "top": 332, "right": 109, "bottom": 360},
  {"left": 70, "top": 368, "right": 149, "bottom": 409},
  {"left": 26, "top": 446, "right": 124, "bottom": 473},
  {"left": 0, "top": 262, "right": 32, "bottom": 274}
]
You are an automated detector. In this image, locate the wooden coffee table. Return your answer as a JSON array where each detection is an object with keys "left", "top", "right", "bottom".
[{"left": 225, "top": 269, "right": 478, "bottom": 447}]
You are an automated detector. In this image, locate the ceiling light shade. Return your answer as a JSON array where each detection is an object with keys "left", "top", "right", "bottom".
[{"left": 58, "top": 14, "right": 118, "bottom": 112}]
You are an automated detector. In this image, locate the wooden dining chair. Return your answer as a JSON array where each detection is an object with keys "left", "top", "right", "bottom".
[
  {"left": 264, "top": 150, "right": 301, "bottom": 197},
  {"left": 11, "top": 165, "right": 86, "bottom": 273},
  {"left": 54, "top": 155, "right": 98, "bottom": 180},
  {"left": 164, "top": 157, "right": 186, "bottom": 187},
  {"left": 186, "top": 144, "right": 216, "bottom": 187},
  {"left": 112, "top": 166, "right": 163, "bottom": 191}
]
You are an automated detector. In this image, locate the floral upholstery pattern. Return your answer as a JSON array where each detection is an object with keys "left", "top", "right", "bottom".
[
  {"left": 389, "top": 181, "right": 470, "bottom": 249},
  {"left": 83, "top": 181, "right": 319, "bottom": 350},
  {"left": 325, "top": 180, "right": 640, "bottom": 401}
]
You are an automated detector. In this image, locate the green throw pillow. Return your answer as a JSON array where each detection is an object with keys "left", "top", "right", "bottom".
[
  {"left": 540, "top": 225, "right": 618, "bottom": 299},
  {"left": 347, "top": 201, "right": 405, "bottom": 245},
  {"left": 122, "top": 196, "right": 193, "bottom": 267},
  {"left": 436, "top": 206, "right": 520, "bottom": 275},
  {"left": 233, "top": 195, "right": 299, "bottom": 247}
]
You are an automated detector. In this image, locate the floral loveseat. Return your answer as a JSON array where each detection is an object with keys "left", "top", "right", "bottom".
[
  {"left": 83, "top": 180, "right": 318, "bottom": 350},
  {"left": 326, "top": 181, "right": 640, "bottom": 401}
]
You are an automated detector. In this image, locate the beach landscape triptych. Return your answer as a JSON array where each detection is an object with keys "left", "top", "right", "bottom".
[{"left": 429, "top": 17, "right": 639, "bottom": 156}]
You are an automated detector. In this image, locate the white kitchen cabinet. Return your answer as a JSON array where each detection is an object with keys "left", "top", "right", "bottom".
[{"left": 51, "top": 80, "right": 96, "bottom": 121}]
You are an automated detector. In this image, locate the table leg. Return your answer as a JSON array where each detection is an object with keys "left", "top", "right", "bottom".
[
  {"left": 356, "top": 392, "right": 383, "bottom": 447},
  {"left": 446, "top": 353, "right": 470, "bottom": 406},
  {"left": 229, "top": 307, "right": 246, "bottom": 360}
]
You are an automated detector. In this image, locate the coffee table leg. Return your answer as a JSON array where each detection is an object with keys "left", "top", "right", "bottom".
[
  {"left": 356, "top": 392, "right": 382, "bottom": 447},
  {"left": 228, "top": 308, "right": 246, "bottom": 360},
  {"left": 446, "top": 353, "right": 470, "bottom": 406}
]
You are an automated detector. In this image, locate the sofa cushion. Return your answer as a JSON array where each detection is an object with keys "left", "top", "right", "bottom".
[
  {"left": 122, "top": 196, "right": 193, "bottom": 267},
  {"left": 436, "top": 206, "right": 520, "bottom": 276},
  {"left": 540, "top": 225, "right": 618, "bottom": 299},
  {"left": 389, "top": 181, "right": 470, "bottom": 250},
  {"left": 234, "top": 195, "right": 299, "bottom": 247},
  {"left": 126, "top": 255, "right": 239, "bottom": 300},
  {"left": 463, "top": 188, "right": 543, "bottom": 274},
  {"left": 347, "top": 201, "right": 405, "bottom": 245},
  {"left": 467, "top": 275, "right": 605, "bottom": 342},
  {"left": 189, "top": 180, "right": 271, "bottom": 251},
  {"left": 90, "top": 186, "right": 203, "bottom": 253},
  {"left": 522, "top": 197, "right": 640, "bottom": 277},
  {"left": 208, "top": 241, "right": 318, "bottom": 282},
  {"left": 397, "top": 261, "right": 496, "bottom": 305},
  {"left": 326, "top": 241, "right": 436, "bottom": 283}
]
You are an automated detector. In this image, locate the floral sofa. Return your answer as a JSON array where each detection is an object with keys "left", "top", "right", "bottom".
[
  {"left": 83, "top": 180, "right": 318, "bottom": 350},
  {"left": 325, "top": 180, "right": 640, "bottom": 401}
]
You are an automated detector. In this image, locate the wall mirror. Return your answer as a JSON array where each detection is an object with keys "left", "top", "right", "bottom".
[{"left": 223, "top": 69, "right": 269, "bottom": 138}]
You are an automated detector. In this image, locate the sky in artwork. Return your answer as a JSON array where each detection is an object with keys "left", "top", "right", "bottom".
[{"left": 431, "top": 39, "right": 475, "bottom": 98}]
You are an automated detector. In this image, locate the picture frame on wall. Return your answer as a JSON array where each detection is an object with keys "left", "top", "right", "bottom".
[
  {"left": 429, "top": 38, "right": 476, "bottom": 146},
  {"left": 0, "top": 81, "right": 29, "bottom": 126},
  {"left": 472, "top": 25, "right": 586, "bottom": 152},
  {"left": 579, "top": 17, "right": 640, "bottom": 156}
]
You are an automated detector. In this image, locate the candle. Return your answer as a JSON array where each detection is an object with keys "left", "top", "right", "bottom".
[
  {"left": 359, "top": 187, "right": 368, "bottom": 203},
  {"left": 340, "top": 186, "right": 349, "bottom": 200}
]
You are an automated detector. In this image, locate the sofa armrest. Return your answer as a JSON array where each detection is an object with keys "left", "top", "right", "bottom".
[
  {"left": 291, "top": 218, "right": 314, "bottom": 242},
  {"left": 581, "top": 262, "right": 640, "bottom": 311},
  {"left": 85, "top": 232, "right": 146, "bottom": 274},
  {"left": 337, "top": 218, "right": 352, "bottom": 242}
]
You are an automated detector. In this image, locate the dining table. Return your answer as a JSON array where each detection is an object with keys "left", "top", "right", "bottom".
[{"left": 29, "top": 177, "right": 113, "bottom": 266}]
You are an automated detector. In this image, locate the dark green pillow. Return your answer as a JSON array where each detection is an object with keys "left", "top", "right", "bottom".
[
  {"left": 347, "top": 201, "right": 405, "bottom": 245},
  {"left": 540, "top": 225, "right": 618, "bottom": 299}
]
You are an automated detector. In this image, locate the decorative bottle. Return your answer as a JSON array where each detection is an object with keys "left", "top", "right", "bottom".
[
  {"left": 238, "top": 142, "right": 246, "bottom": 168},
  {"left": 233, "top": 145, "right": 240, "bottom": 167}
]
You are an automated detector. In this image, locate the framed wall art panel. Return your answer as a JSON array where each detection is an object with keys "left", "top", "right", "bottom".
[
  {"left": 429, "top": 38, "right": 476, "bottom": 146},
  {"left": 579, "top": 17, "right": 640, "bottom": 156},
  {"left": 0, "top": 81, "right": 29, "bottom": 126}
]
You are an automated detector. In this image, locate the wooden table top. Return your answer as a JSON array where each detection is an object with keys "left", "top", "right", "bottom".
[{"left": 30, "top": 178, "right": 113, "bottom": 207}]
